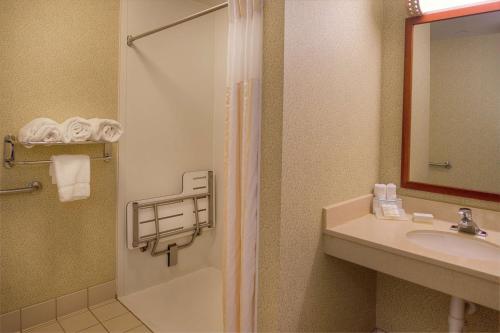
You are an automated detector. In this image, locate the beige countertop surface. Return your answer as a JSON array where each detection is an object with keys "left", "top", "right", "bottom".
[{"left": 324, "top": 214, "right": 500, "bottom": 283}]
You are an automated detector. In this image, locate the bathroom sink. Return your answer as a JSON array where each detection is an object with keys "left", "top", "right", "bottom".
[{"left": 406, "top": 230, "right": 500, "bottom": 262}]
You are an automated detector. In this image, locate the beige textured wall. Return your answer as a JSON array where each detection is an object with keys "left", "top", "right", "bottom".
[
  {"left": 377, "top": 274, "right": 499, "bottom": 332},
  {"left": 278, "top": 0, "right": 382, "bottom": 331},
  {"left": 377, "top": 273, "right": 500, "bottom": 333},
  {"left": 378, "top": 1, "right": 500, "bottom": 331},
  {"left": 0, "top": 0, "right": 119, "bottom": 312},
  {"left": 258, "top": 1, "right": 284, "bottom": 332}
]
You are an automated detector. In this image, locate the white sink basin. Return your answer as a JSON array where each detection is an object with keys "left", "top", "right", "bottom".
[{"left": 406, "top": 230, "right": 500, "bottom": 262}]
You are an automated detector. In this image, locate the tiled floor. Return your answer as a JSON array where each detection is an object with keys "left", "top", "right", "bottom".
[{"left": 24, "top": 300, "right": 151, "bottom": 333}]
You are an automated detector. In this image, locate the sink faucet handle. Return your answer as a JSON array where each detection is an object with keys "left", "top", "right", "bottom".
[{"left": 458, "top": 208, "right": 472, "bottom": 221}]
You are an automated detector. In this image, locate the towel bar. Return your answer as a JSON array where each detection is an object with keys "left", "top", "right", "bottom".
[
  {"left": 3, "top": 134, "right": 112, "bottom": 168},
  {"left": 429, "top": 161, "right": 452, "bottom": 169}
]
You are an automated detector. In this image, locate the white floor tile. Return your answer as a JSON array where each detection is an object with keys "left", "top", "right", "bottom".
[
  {"left": 24, "top": 321, "right": 63, "bottom": 333},
  {"left": 58, "top": 310, "right": 98, "bottom": 332},
  {"left": 102, "top": 313, "right": 142, "bottom": 333},
  {"left": 91, "top": 301, "right": 129, "bottom": 322}
]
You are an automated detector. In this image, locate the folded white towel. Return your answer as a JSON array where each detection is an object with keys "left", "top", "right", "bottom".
[
  {"left": 89, "top": 118, "right": 123, "bottom": 142},
  {"left": 49, "top": 155, "right": 90, "bottom": 202},
  {"left": 18, "top": 118, "right": 62, "bottom": 146},
  {"left": 61, "top": 117, "right": 92, "bottom": 143}
]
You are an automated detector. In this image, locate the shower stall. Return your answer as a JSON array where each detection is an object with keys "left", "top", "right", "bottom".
[{"left": 117, "top": 1, "right": 228, "bottom": 331}]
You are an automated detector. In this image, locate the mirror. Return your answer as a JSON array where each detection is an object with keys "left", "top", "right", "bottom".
[{"left": 402, "top": 4, "right": 500, "bottom": 202}]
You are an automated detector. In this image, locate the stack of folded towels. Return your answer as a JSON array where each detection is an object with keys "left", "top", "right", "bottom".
[
  {"left": 18, "top": 117, "right": 123, "bottom": 202},
  {"left": 18, "top": 117, "right": 123, "bottom": 146}
]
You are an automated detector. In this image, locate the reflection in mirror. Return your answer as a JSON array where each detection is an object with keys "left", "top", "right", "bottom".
[{"left": 409, "top": 11, "right": 500, "bottom": 195}]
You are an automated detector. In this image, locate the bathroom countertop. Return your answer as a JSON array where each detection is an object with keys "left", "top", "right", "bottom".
[
  {"left": 322, "top": 194, "right": 500, "bottom": 310},
  {"left": 324, "top": 214, "right": 500, "bottom": 282}
]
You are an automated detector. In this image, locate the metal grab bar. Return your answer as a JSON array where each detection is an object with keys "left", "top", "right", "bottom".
[
  {"left": 0, "top": 181, "right": 42, "bottom": 195},
  {"left": 429, "top": 161, "right": 452, "bottom": 169},
  {"left": 127, "top": 2, "right": 228, "bottom": 46}
]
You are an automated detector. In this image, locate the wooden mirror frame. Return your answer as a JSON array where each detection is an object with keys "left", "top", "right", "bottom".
[{"left": 401, "top": 1, "right": 500, "bottom": 202}]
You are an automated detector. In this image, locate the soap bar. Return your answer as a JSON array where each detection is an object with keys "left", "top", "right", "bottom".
[{"left": 413, "top": 212, "right": 434, "bottom": 223}]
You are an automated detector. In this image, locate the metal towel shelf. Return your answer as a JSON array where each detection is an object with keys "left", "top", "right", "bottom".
[{"left": 3, "top": 134, "right": 112, "bottom": 168}]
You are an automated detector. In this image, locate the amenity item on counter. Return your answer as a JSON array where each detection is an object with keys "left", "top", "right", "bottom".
[
  {"left": 412, "top": 212, "right": 434, "bottom": 223},
  {"left": 374, "top": 183, "right": 387, "bottom": 200},
  {"left": 386, "top": 183, "right": 397, "bottom": 200},
  {"left": 374, "top": 203, "right": 408, "bottom": 220}
]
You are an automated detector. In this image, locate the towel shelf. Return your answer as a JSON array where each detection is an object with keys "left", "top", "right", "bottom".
[{"left": 3, "top": 134, "right": 112, "bottom": 168}]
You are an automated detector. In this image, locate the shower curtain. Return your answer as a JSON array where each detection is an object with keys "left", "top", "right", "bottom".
[{"left": 223, "top": 0, "right": 263, "bottom": 332}]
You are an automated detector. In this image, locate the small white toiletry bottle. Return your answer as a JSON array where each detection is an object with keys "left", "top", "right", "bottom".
[
  {"left": 386, "top": 183, "right": 397, "bottom": 201},
  {"left": 374, "top": 184, "right": 387, "bottom": 200}
]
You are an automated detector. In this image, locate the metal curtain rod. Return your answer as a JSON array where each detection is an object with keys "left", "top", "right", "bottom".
[{"left": 127, "top": 2, "right": 229, "bottom": 46}]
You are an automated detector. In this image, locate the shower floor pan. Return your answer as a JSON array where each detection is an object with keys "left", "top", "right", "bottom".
[{"left": 119, "top": 267, "right": 223, "bottom": 332}]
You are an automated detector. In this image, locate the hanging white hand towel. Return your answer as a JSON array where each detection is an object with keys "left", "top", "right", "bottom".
[
  {"left": 61, "top": 117, "right": 92, "bottom": 143},
  {"left": 18, "top": 118, "right": 62, "bottom": 146},
  {"left": 88, "top": 118, "right": 123, "bottom": 142},
  {"left": 49, "top": 155, "right": 90, "bottom": 202}
]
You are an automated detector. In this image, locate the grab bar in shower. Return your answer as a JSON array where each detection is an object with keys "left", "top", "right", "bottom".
[{"left": 0, "top": 181, "right": 42, "bottom": 195}]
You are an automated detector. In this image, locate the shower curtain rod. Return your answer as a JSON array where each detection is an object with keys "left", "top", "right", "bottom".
[{"left": 127, "top": 2, "right": 229, "bottom": 46}]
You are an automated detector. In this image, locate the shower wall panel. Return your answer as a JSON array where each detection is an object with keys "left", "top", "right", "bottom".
[{"left": 118, "top": 0, "right": 227, "bottom": 296}]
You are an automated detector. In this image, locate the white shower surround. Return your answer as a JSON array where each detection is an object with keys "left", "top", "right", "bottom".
[{"left": 117, "top": 0, "right": 228, "bottom": 331}]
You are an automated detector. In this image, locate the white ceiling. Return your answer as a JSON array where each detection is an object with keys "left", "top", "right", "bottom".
[{"left": 431, "top": 10, "right": 500, "bottom": 40}]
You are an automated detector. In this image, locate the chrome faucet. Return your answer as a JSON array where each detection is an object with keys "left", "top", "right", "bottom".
[{"left": 450, "top": 208, "right": 487, "bottom": 237}]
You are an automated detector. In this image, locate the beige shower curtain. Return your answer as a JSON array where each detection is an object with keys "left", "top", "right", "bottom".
[{"left": 222, "top": 0, "right": 263, "bottom": 332}]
